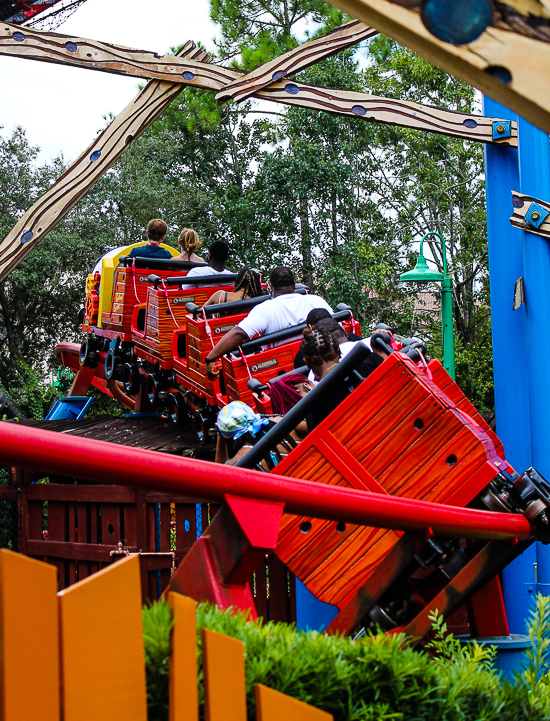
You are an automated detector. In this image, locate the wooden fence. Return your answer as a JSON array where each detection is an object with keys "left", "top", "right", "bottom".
[
  {"left": 0, "top": 550, "right": 324, "bottom": 721},
  {"left": 0, "top": 468, "right": 296, "bottom": 620}
]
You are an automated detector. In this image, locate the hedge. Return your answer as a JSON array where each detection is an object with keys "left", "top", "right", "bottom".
[{"left": 143, "top": 594, "right": 550, "bottom": 721}]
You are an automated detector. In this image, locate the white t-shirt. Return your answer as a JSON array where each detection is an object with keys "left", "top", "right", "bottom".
[
  {"left": 184, "top": 266, "right": 233, "bottom": 288},
  {"left": 238, "top": 293, "right": 333, "bottom": 348}
]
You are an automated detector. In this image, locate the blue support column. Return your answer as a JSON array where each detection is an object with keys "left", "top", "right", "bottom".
[
  {"left": 517, "top": 117, "right": 550, "bottom": 605},
  {"left": 483, "top": 97, "right": 535, "bottom": 632},
  {"left": 518, "top": 117, "right": 550, "bottom": 478}
]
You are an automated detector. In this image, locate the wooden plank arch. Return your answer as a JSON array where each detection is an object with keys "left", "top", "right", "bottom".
[{"left": 0, "top": 18, "right": 517, "bottom": 280}]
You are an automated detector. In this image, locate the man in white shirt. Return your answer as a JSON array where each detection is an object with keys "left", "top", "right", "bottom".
[
  {"left": 205, "top": 266, "right": 333, "bottom": 379},
  {"left": 184, "top": 240, "right": 233, "bottom": 287}
]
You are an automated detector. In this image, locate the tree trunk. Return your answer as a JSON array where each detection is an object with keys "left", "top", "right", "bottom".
[
  {"left": 0, "top": 390, "right": 25, "bottom": 420},
  {"left": 331, "top": 191, "right": 338, "bottom": 254},
  {"left": 299, "top": 194, "right": 313, "bottom": 288}
]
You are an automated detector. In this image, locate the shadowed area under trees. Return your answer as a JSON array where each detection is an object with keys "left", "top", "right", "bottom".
[{"left": 0, "top": 0, "right": 494, "bottom": 418}]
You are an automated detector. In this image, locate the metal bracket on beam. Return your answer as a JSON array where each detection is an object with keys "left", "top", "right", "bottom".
[
  {"left": 510, "top": 191, "right": 550, "bottom": 238},
  {"left": 525, "top": 201, "right": 550, "bottom": 229},
  {"left": 492, "top": 120, "right": 512, "bottom": 141}
]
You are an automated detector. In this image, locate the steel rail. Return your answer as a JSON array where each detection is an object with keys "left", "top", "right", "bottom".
[{"left": 0, "top": 422, "right": 533, "bottom": 541}]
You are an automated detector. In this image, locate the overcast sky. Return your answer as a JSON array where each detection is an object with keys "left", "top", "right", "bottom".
[{"left": 0, "top": 0, "right": 219, "bottom": 163}]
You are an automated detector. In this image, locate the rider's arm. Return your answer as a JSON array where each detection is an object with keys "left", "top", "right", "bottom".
[{"left": 205, "top": 326, "right": 249, "bottom": 378}]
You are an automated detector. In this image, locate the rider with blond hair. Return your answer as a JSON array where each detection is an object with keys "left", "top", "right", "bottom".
[{"left": 173, "top": 228, "right": 205, "bottom": 263}]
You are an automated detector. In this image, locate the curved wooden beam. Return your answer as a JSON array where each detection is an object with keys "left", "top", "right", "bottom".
[
  {"left": 256, "top": 79, "right": 517, "bottom": 146},
  {"left": 0, "top": 22, "right": 517, "bottom": 147},
  {"left": 322, "top": 0, "right": 550, "bottom": 134},
  {"left": 0, "top": 23, "right": 241, "bottom": 90},
  {"left": 216, "top": 19, "right": 378, "bottom": 103},
  {"left": 0, "top": 50, "right": 189, "bottom": 282},
  {"left": 0, "top": 21, "right": 519, "bottom": 279}
]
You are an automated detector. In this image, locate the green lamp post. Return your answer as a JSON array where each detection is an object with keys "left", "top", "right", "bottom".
[{"left": 399, "top": 231, "right": 455, "bottom": 380}]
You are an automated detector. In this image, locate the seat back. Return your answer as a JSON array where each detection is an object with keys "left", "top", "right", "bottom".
[
  {"left": 97, "top": 243, "right": 180, "bottom": 330},
  {"left": 134, "top": 284, "right": 235, "bottom": 362}
]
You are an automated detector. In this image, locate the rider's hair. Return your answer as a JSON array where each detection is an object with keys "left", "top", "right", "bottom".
[
  {"left": 306, "top": 307, "right": 331, "bottom": 327},
  {"left": 178, "top": 228, "right": 201, "bottom": 254},
  {"left": 234, "top": 269, "right": 263, "bottom": 298},
  {"left": 315, "top": 317, "right": 347, "bottom": 342},
  {"left": 300, "top": 327, "right": 341, "bottom": 367},
  {"left": 147, "top": 219, "right": 167, "bottom": 242},
  {"left": 209, "top": 240, "right": 229, "bottom": 263},
  {"left": 269, "top": 266, "right": 295, "bottom": 290}
]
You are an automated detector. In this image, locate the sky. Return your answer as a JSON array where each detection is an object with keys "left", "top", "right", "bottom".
[{"left": 0, "top": 0, "right": 219, "bottom": 163}]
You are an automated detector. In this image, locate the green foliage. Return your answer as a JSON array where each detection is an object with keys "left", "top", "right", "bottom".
[
  {"left": 210, "top": 0, "right": 346, "bottom": 69},
  {"left": 143, "top": 600, "right": 174, "bottom": 721},
  {"left": 143, "top": 598, "right": 550, "bottom": 721}
]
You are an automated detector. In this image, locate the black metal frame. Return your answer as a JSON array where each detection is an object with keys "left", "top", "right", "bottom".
[{"left": 235, "top": 342, "right": 371, "bottom": 469}]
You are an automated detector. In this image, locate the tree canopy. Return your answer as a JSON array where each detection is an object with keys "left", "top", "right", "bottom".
[{"left": 0, "top": 2, "right": 495, "bottom": 418}]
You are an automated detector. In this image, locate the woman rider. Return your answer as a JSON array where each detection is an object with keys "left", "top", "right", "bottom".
[{"left": 203, "top": 268, "right": 264, "bottom": 307}]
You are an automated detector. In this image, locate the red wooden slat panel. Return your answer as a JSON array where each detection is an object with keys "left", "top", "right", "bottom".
[
  {"left": 274, "top": 353, "right": 510, "bottom": 608},
  {"left": 101, "top": 504, "right": 121, "bottom": 546}
]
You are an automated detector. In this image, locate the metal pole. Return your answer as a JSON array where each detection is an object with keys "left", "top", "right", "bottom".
[
  {"left": 0, "top": 422, "right": 533, "bottom": 541},
  {"left": 421, "top": 231, "right": 455, "bottom": 379},
  {"left": 483, "top": 96, "right": 533, "bottom": 633}
]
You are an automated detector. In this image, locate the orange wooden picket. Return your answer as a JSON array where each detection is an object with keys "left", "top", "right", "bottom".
[
  {"left": 0, "top": 550, "right": 59, "bottom": 721},
  {"left": 0, "top": 550, "right": 333, "bottom": 721}
]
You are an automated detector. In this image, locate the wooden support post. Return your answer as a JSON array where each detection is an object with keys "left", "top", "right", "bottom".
[
  {"left": 255, "top": 685, "right": 333, "bottom": 721},
  {"left": 58, "top": 555, "right": 147, "bottom": 721},
  {"left": 202, "top": 629, "right": 247, "bottom": 721},
  {"left": 169, "top": 593, "right": 198, "bottom": 721},
  {"left": 0, "top": 549, "right": 59, "bottom": 721}
]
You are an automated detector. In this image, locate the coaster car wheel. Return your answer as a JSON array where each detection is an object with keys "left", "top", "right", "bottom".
[
  {"left": 79, "top": 337, "right": 99, "bottom": 368},
  {"left": 147, "top": 374, "right": 161, "bottom": 408},
  {"left": 122, "top": 363, "right": 140, "bottom": 395},
  {"left": 168, "top": 392, "right": 187, "bottom": 427},
  {"left": 194, "top": 405, "right": 217, "bottom": 443},
  {"left": 104, "top": 349, "right": 123, "bottom": 381}
]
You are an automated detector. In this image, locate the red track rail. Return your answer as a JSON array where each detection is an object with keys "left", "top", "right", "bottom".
[{"left": 0, "top": 422, "right": 533, "bottom": 541}]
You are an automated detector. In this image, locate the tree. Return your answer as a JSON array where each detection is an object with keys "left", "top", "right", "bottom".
[{"left": 0, "top": 126, "right": 117, "bottom": 417}]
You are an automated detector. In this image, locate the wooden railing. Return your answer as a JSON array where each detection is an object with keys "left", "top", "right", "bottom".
[{"left": 0, "top": 550, "right": 319, "bottom": 721}]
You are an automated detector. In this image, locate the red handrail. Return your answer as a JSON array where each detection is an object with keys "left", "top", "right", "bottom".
[{"left": 0, "top": 422, "right": 533, "bottom": 541}]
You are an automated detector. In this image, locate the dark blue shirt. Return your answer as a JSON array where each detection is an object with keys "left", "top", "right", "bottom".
[{"left": 127, "top": 244, "right": 172, "bottom": 260}]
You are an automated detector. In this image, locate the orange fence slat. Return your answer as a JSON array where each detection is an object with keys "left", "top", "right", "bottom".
[
  {"left": 169, "top": 593, "right": 198, "bottom": 721},
  {"left": 58, "top": 555, "right": 147, "bottom": 721},
  {"left": 0, "top": 549, "right": 59, "bottom": 721},
  {"left": 255, "top": 684, "right": 333, "bottom": 721},
  {"left": 202, "top": 628, "right": 247, "bottom": 721}
]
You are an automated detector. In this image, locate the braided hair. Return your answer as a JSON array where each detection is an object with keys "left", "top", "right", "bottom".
[
  {"left": 234, "top": 269, "right": 263, "bottom": 298},
  {"left": 178, "top": 228, "right": 201, "bottom": 254},
  {"left": 300, "top": 327, "right": 340, "bottom": 367}
]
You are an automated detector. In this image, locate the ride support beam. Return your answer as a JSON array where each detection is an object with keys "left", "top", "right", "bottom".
[
  {"left": 0, "top": 422, "right": 533, "bottom": 541},
  {"left": 324, "top": 0, "right": 550, "bottom": 135},
  {"left": 0, "top": 20, "right": 517, "bottom": 279}
]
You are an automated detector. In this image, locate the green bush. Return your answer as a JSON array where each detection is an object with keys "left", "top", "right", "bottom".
[{"left": 143, "top": 595, "right": 550, "bottom": 721}]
